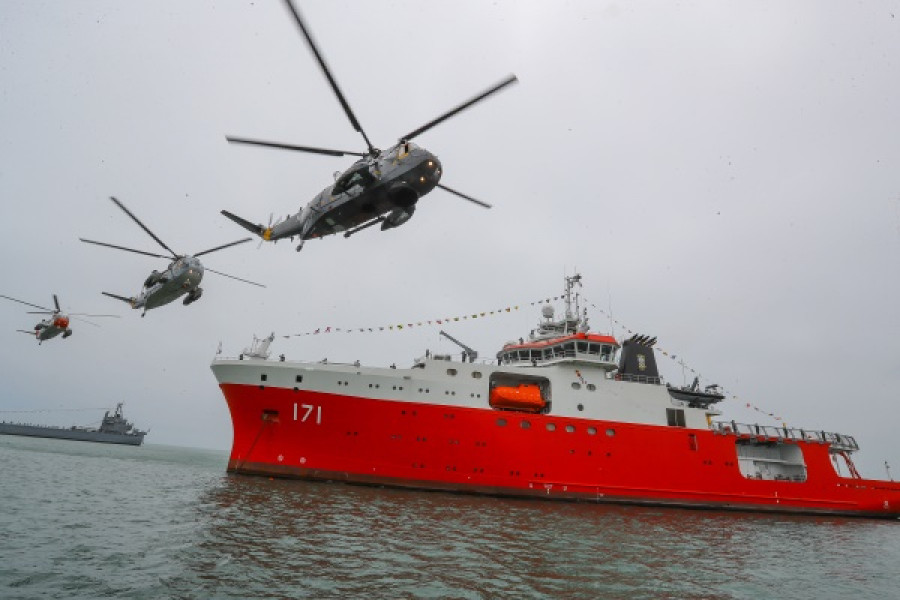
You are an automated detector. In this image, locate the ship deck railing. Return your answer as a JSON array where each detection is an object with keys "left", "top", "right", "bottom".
[{"left": 712, "top": 420, "right": 859, "bottom": 453}]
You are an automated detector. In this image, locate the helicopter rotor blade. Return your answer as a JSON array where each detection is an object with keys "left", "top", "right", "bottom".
[
  {"left": 435, "top": 183, "right": 493, "bottom": 209},
  {"left": 68, "top": 313, "right": 120, "bottom": 318},
  {"left": 70, "top": 316, "right": 102, "bottom": 328},
  {"left": 193, "top": 238, "right": 253, "bottom": 258},
  {"left": 225, "top": 136, "right": 366, "bottom": 157},
  {"left": 109, "top": 196, "right": 179, "bottom": 258},
  {"left": 0, "top": 294, "right": 53, "bottom": 312},
  {"left": 26, "top": 311, "right": 55, "bottom": 315},
  {"left": 53, "top": 294, "right": 61, "bottom": 313},
  {"left": 79, "top": 238, "right": 172, "bottom": 260},
  {"left": 204, "top": 267, "right": 266, "bottom": 288},
  {"left": 281, "top": 0, "right": 376, "bottom": 155},
  {"left": 400, "top": 74, "right": 518, "bottom": 142}
]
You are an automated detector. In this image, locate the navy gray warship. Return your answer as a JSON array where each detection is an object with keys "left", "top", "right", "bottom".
[{"left": 0, "top": 403, "right": 146, "bottom": 446}]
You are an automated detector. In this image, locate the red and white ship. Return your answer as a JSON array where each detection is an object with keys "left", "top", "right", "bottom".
[{"left": 211, "top": 275, "right": 900, "bottom": 519}]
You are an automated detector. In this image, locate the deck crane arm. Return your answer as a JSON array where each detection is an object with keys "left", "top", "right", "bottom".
[{"left": 439, "top": 330, "right": 478, "bottom": 363}]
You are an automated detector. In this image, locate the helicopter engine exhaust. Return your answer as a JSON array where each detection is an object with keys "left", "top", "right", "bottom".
[
  {"left": 381, "top": 206, "right": 415, "bottom": 231},
  {"left": 387, "top": 183, "right": 419, "bottom": 209}
]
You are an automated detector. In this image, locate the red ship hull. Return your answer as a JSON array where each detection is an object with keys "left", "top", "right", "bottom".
[{"left": 219, "top": 382, "right": 900, "bottom": 519}]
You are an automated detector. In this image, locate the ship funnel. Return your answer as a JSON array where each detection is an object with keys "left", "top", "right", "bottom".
[{"left": 617, "top": 334, "right": 661, "bottom": 383}]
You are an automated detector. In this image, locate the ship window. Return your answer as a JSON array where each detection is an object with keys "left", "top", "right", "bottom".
[
  {"left": 520, "top": 420, "right": 531, "bottom": 429},
  {"left": 530, "top": 350, "right": 541, "bottom": 361},
  {"left": 667, "top": 408, "right": 686, "bottom": 427},
  {"left": 260, "top": 374, "right": 267, "bottom": 382},
  {"left": 577, "top": 341, "right": 588, "bottom": 353},
  {"left": 587, "top": 427, "right": 597, "bottom": 435},
  {"left": 577, "top": 404, "right": 584, "bottom": 411},
  {"left": 546, "top": 423, "right": 556, "bottom": 432},
  {"left": 563, "top": 342, "right": 575, "bottom": 355},
  {"left": 295, "top": 375, "right": 303, "bottom": 383},
  {"left": 496, "top": 418, "right": 507, "bottom": 427},
  {"left": 571, "top": 382, "right": 581, "bottom": 390},
  {"left": 565, "top": 425, "right": 575, "bottom": 433},
  {"left": 587, "top": 384, "right": 596, "bottom": 391},
  {"left": 601, "top": 345, "right": 612, "bottom": 360},
  {"left": 472, "top": 372, "right": 482, "bottom": 379},
  {"left": 606, "top": 428, "right": 616, "bottom": 437},
  {"left": 447, "top": 368, "right": 457, "bottom": 376}
]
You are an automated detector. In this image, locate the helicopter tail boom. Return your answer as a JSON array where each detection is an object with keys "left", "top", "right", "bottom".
[
  {"left": 220, "top": 210, "right": 273, "bottom": 241},
  {"left": 102, "top": 292, "right": 137, "bottom": 308}
]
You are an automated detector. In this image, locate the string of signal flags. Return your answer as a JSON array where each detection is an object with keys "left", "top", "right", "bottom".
[
  {"left": 279, "top": 290, "right": 786, "bottom": 426},
  {"left": 581, "top": 299, "right": 787, "bottom": 426}
]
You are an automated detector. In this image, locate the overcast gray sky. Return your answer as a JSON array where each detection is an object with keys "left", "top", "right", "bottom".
[{"left": 2, "top": 1, "right": 899, "bottom": 477}]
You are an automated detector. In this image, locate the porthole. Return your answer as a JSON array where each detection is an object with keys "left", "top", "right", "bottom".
[
  {"left": 546, "top": 423, "right": 556, "bottom": 432},
  {"left": 587, "top": 427, "right": 597, "bottom": 435},
  {"left": 520, "top": 420, "right": 531, "bottom": 429},
  {"left": 606, "top": 428, "right": 616, "bottom": 437},
  {"left": 496, "top": 418, "right": 507, "bottom": 427},
  {"left": 295, "top": 375, "right": 303, "bottom": 383},
  {"left": 577, "top": 404, "right": 584, "bottom": 411},
  {"left": 571, "top": 382, "right": 581, "bottom": 390},
  {"left": 587, "top": 384, "right": 596, "bottom": 391},
  {"left": 566, "top": 425, "right": 575, "bottom": 433},
  {"left": 260, "top": 374, "right": 268, "bottom": 382}
]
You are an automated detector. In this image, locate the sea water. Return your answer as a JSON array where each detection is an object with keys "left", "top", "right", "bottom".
[{"left": 1, "top": 435, "right": 898, "bottom": 600}]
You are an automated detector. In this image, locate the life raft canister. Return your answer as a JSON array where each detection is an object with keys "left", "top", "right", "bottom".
[{"left": 489, "top": 383, "right": 546, "bottom": 413}]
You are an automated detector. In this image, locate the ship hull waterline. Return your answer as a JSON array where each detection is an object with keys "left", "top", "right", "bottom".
[
  {"left": 218, "top": 382, "right": 900, "bottom": 520},
  {"left": 0, "top": 423, "right": 145, "bottom": 446}
]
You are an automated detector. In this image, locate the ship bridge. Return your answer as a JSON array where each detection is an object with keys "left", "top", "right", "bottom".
[
  {"left": 496, "top": 277, "right": 619, "bottom": 370},
  {"left": 497, "top": 332, "right": 619, "bottom": 370}
]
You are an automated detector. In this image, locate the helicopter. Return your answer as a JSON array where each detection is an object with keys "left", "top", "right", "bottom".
[
  {"left": 80, "top": 197, "right": 265, "bottom": 317},
  {"left": 221, "top": 0, "right": 518, "bottom": 252},
  {"left": 0, "top": 293, "right": 118, "bottom": 344}
]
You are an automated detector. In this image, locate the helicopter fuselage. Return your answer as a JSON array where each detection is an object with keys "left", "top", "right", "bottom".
[
  {"left": 132, "top": 256, "right": 205, "bottom": 311},
  {"left": 32, "top": 315, "right": 71, "bottom": 342},
  {"left": 266, "top": 142, "right": 442, "bottom": 242}
]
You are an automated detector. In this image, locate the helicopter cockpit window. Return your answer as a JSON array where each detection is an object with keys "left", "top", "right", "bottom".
[{"left": 333, "top": 167, "right": 375, "bottom": 195}]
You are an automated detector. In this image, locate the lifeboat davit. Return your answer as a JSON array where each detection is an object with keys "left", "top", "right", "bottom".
[{"left": 489, "top": 383, "right": 546, "bottom": 413}]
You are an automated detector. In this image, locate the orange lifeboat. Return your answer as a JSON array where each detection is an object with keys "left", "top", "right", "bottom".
[{"left": 489, "top": 383, "right": 546, "bottom": 413}]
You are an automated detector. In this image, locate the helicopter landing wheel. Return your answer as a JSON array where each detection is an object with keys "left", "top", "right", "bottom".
[
  {"left": 62, "top": 329, "right": 72, "bottom": 339},
  {"left": 183, "top": 287, "right": 203, "bottom": 306},
  {"left": 296, "top": 242, "right": 304, "bottom": 252}
]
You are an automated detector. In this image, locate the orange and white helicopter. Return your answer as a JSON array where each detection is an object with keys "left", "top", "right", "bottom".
[{"left": 0, "top": 293, "right": 118, "bottom": 344}]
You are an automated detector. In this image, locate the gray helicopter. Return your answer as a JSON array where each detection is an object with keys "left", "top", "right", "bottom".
[
  {"left": 80, "top": 197, "right": 264, "bottom": 317},
  {"left": 0, "top": 293, "right": 117, "bottom": 344},
  {"left": 221, "top": 0, "right": 517, "bottom": 252}
]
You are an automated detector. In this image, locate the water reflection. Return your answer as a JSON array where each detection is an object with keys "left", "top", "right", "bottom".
[{"left": 170, "top": 475, "right": 900, "bottom": 599}]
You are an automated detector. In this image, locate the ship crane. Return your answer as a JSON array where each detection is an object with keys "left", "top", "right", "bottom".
[{"left": 439, "top": 330, "right": 478, "bottom": 363}]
